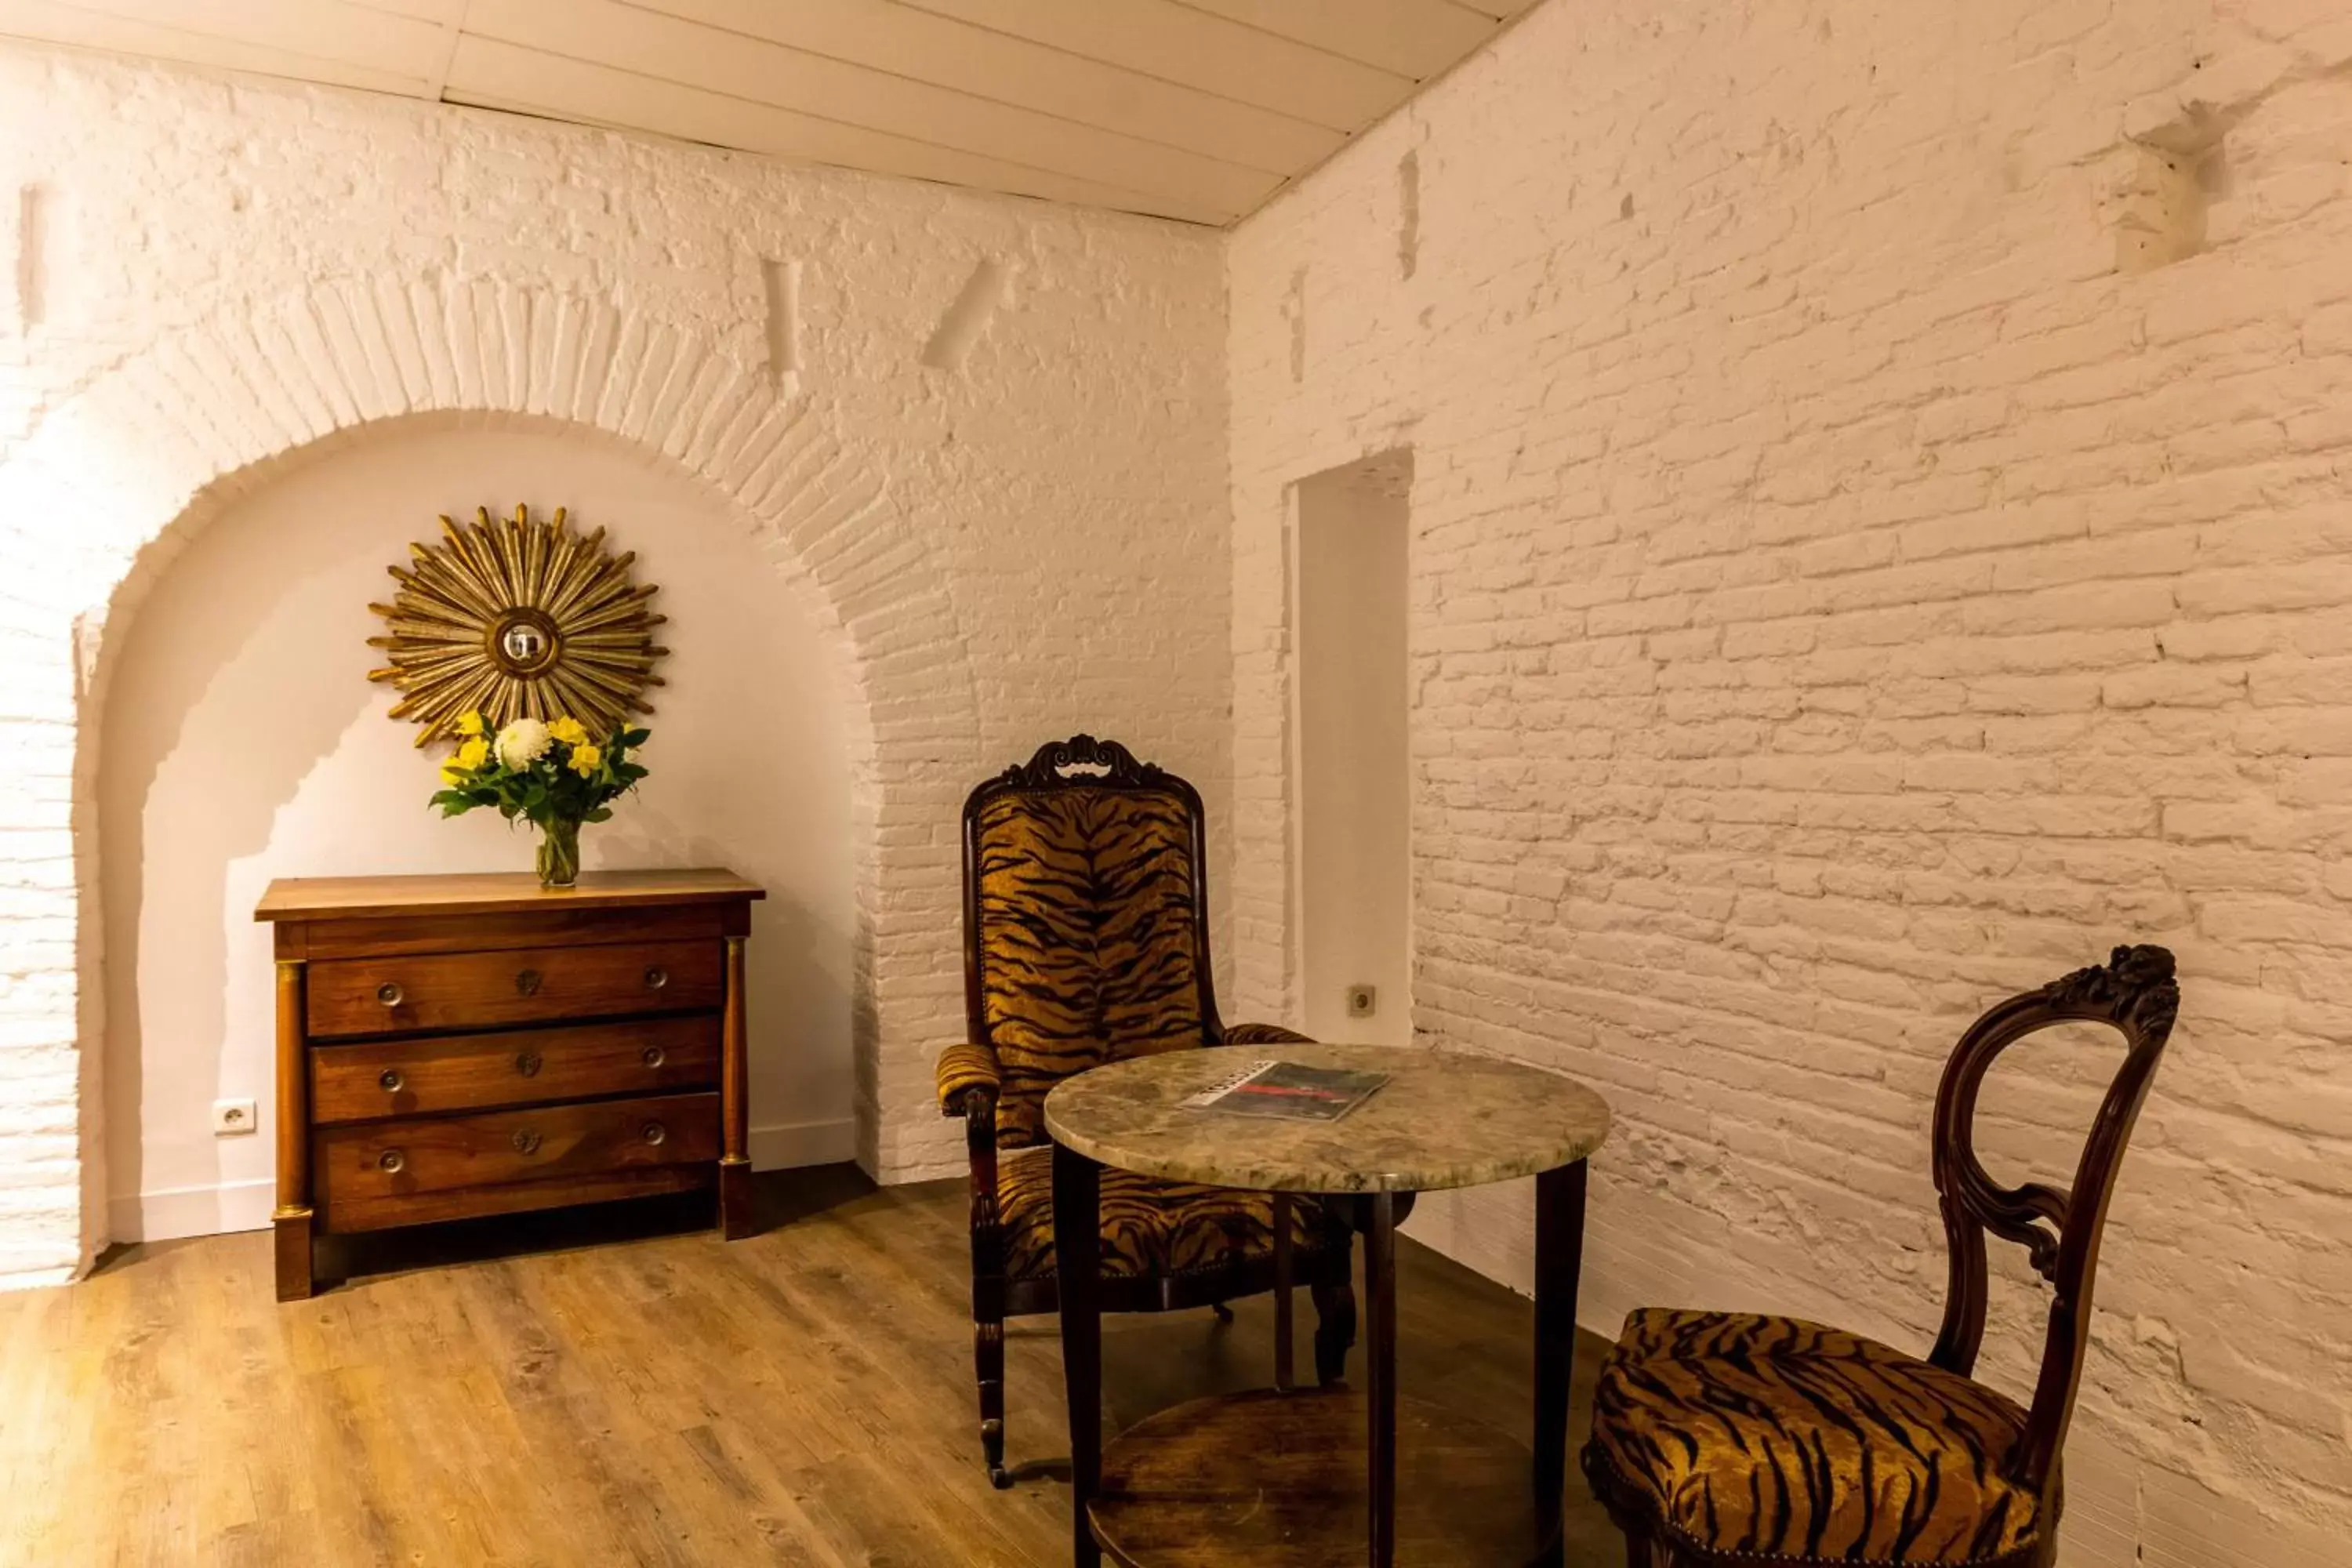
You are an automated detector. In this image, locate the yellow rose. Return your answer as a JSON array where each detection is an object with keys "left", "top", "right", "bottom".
[
  {"left": 568, "top": 742, "right": 603, "bottom": 777},
  {"left": 439, "top": 762, "right": 467, "bottom": 786},
  {"left": 455, "top": 710, "right": 485, "bottom": 737},
  {"left": 455, "top": 736, "right": 491, "bottom": 771},
  {"left": 548, "top": 717, "right": 589, "bottom": 746}
]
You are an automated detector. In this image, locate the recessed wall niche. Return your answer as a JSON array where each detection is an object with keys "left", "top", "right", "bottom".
[
  {"left": 98, "top": 424, "right": 855, "bottom": 1243},
  {"left": 1293, "top": 448, "right": 1413, "bottom": 1047}
]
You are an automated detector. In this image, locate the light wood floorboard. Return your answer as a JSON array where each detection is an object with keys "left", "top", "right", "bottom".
[{"left": 0, "top": 1168, "right": 1622, "bottom": 1566}]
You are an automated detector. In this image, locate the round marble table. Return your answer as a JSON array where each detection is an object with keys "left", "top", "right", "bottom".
[{"left": 1044, "top": 1044, "right": 1612, "bottom": 1568}]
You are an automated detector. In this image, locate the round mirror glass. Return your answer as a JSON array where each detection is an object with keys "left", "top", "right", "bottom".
[{"left": 500, "top": 622, "right": 549, "bottom": 663}]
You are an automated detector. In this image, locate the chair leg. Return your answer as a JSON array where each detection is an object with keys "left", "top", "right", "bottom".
[
  {"left": 1310, "top": 1276, "right": 1357, "bottom": 1385},
  {"left": 1624, "top": 1526, "right": 1669, "bottom": 1568},
  {"left": 975, "top": 1313, "right": 1010, "bottom": 1489}
]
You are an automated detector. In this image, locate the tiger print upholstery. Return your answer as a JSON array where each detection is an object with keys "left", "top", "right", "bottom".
[
  {"left": 935, "top": 1042, "right": 1001, "bottom": 1113},
  {"left": 1584, "top": 1309, "right": 2039, "bottom": 1566},
  {"left": 995, "top": 1147, "right": 1351, "bottom": 1281},
  {"left": 973, "top": 785, "right": 1205, "bottom": 1149}
]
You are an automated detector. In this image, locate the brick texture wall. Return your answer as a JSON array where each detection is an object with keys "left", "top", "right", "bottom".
[
  {"left": 0, "top": 44, "right": 1231, "bottom": 1287},
  {"left": 1229, "top": 2, "right": 2351, "bottom": 1563},
  {"left": 9, "top": 9, "right": 2350, "bottom": 1559}
]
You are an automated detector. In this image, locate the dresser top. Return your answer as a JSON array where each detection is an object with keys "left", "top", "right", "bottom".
[{"left": 256, "top": 869, "right": 764, "bottom": 922}]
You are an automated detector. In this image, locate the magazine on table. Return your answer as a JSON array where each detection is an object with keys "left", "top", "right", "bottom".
[{"left": 1181, "top": 1058, "right": 1388, "bottom": 1122}]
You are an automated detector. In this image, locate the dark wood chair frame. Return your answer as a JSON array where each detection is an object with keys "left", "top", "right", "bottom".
[
  {"left": 942, "top": 735, "right": 1358, "bottom": 1488},
  {"left": 1593, "top": 944, "right": 2181, "bottom": 1568}
]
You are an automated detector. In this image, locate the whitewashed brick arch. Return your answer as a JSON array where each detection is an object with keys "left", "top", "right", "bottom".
[{"left": 0, "top": 277, "right": 980, "bottom": 1281}]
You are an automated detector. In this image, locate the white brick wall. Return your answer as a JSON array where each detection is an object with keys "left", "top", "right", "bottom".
[
  {"left": 0, "top": 44, "right": 1231, "bottom": 1285},
  {"left": 10, "top": 9, "right": 2351, "bottom": 1560},
  {"left": 1230, "top": 1, "right": 2352, "bottom": 1563}
]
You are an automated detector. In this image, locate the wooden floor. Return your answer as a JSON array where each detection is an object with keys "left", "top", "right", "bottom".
[{"left": 0, "top": 1169, "right": 1624, "bottom": 1566}]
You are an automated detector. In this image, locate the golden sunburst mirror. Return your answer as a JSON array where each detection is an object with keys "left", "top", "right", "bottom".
[{"left": 368, "top": 504, "right": 668, "bottom": 746}]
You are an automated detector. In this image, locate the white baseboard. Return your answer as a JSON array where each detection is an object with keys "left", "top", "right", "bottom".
[
  {"left": 747, "top": 1116, "right": 855, "bottom": 1170},
  {"left": 884, "top": 1157, "right": 967, "bottom": 1185},
  {"left": 0, "top": 1266, "right": 78, "bottom": 1293},
  {"left": 109, "top": 1178, "right": 274, "bottom": 1244},
  {"left": 106, "top": 1118, "right": 854, "bottom": 1246}
]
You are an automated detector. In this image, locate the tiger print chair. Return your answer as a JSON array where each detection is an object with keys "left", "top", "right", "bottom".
[
  {"left": 937, "top": 735, "right": 1357, "bottom": 1488},
  {"left": 1583, "top": 944, "right": 2180, "bottom": 1568}
]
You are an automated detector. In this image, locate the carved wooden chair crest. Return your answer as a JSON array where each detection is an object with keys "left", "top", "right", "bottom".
[
  {"left": 1582, "top": 945, "right": 2180, "bottom": 1568},
  {"left": 935, "top": 735, "right": 1357, "bottom": 1486}
]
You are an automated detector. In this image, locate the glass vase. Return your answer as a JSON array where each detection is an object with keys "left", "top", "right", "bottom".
[{"left": 535, "top": 815, "right": 583, "bottom": 888}]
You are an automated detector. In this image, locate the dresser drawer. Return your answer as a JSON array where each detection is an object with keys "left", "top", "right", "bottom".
[
  {"left": 306, "top": 939, "right": 722, "bottom": 1037},
  {"left": 296, "top": 903, "right": 727, "bottom": 960},
  {"left": 310, "top": 1016, "right": 720, "bottom": 1124},
  {"left": 314, "top": 1091, "right": 721, "bottom": 1216}
]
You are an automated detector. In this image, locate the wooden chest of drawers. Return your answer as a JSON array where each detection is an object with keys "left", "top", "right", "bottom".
[{"left": 256, "top": 869, "right": 764, "bottom": 1300}]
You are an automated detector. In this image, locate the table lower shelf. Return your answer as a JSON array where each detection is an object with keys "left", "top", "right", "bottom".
[{"left": 1087, "top": 1386, "right": 1556, "bottom": 1568}]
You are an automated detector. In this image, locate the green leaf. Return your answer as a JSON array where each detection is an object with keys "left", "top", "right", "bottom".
[{"left": 585, "top": 807, "right": 613, "bottom": 823}]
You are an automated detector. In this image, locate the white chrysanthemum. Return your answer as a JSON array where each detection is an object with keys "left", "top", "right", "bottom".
[{"left": 495, "top": 717, "right": 554, "bottom": 771}]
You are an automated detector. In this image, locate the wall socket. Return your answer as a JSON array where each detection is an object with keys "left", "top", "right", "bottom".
[
  {"left": 1345, "top": 985, "right": 1377, "bottom": 1019},
  {"left": 211, "top": 1098, "right": 257, "bottom": 1137}
]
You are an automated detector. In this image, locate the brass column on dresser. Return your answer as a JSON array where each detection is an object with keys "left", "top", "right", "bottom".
[{"left": 256, "top": 869, "right": 764, "bottom": 1301}]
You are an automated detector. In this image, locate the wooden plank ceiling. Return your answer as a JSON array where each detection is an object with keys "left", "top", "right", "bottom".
[{"left": 0, "top": 0, "right": 1536, "bottom": 226}]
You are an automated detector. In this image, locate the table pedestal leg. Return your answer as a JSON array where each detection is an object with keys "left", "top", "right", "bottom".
[
  {"left": 1054, "top": 1143, "right": 1104, "bottom": 1568},
  {"left": 1534, "top": 1160, "right": 1588, "bottom": 1560},
  {"left": 1363, "top": 1192, "right": 1399, "bottom": 1568},
  {"left": 1272, "top": 1191, "right": 1296, "bottom": 1392}
]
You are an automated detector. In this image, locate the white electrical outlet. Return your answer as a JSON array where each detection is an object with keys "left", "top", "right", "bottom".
[
  {"left": 212, "top": 1098, "right": 258, "bottom": 1137},
  {"left": 1345, "top": 985, "right": 1377, "bottom": 1019}
]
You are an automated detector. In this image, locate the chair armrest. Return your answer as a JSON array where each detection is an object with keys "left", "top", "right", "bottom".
[
  {"left": 939, "top": 1042, "right": 1006, "bottom": 1285},
  {"left": 1222, "top": 1022, "right": 1316, "bottom": 1046},
  {"left": 936, "top": 1041, "right": 1004, "bottom": 1117}
]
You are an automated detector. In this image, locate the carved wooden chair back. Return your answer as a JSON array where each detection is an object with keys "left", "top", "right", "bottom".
[
  {"left": 1926, "top": 943, "right": 2180, "bottom": 1494},
  {"left": 960, "top": 735, "right": 1225, "bottom": 1149}
]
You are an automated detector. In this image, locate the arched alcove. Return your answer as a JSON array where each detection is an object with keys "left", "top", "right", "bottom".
[
  {"left": 0, "top": 276, "right": 988, "bottom": 1273},
  {"left": 96, "top": 419, "right": 861, "bottom": 1239}
]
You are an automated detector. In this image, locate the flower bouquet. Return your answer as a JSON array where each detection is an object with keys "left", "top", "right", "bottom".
[{"left": 430, "top": 712, "right": 651, "bottom": 887}]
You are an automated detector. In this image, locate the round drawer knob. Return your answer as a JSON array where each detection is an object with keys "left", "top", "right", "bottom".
[
  {"left": 378, "top": 1149, "right": 405, "bottom": 1174},
  {"left": 643, "top": 966, "right": 669, "bottom": 991},
  {"left": 378, "top": 1069, "right": 405, "bottom": 1093},
  {"left": 514, "top": 968, "right": 543, "bottom": 996},
  {"left": 641, "top": 1121, "right": 667, "bottom": 1147},
  {"left": 511, "top": 1129, "right": 543, "bottom": 1155},
  {"left": 376, "top": 982, "right": 404, "bottom": 1007},
  {"left": 514, "top": 1051, "right": 543, "bottom": 1078},
  {"left": 641, "top": 1045, "right": 666, "bottom": 1069}
]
